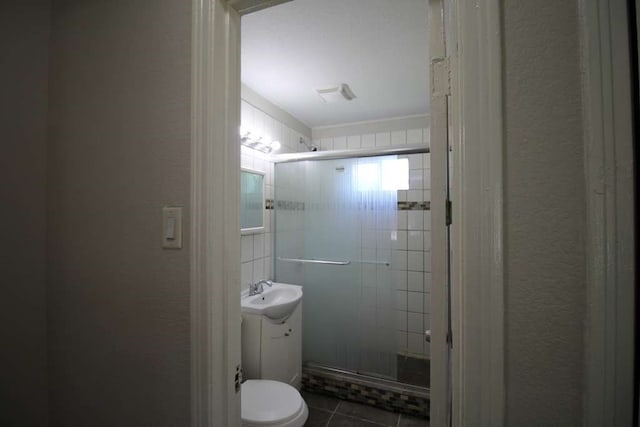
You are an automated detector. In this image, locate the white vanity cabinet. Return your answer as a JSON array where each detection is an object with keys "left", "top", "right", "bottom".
[{"left": 241, "top": 302, "right": 302, "bottom": 388}]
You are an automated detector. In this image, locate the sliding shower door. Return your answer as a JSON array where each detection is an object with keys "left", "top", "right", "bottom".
[{"left": 275, "top": 155, "right": 406, "bottom": 380}]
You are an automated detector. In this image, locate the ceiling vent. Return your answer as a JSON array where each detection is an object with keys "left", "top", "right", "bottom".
[{"left": 315, "top": 84, "right": 356, "bottom": 103}]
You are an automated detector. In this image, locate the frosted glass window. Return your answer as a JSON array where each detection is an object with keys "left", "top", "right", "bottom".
[
  {"left": 382, "top": 158, "right": 409, "bottom": 191},
  {"left": 356, "top": 158, "right": 409, "bottom": 191}
]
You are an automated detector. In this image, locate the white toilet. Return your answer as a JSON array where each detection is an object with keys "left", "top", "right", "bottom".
[{"left": 241, "top": 379, "right": 308, "bottom": 427}]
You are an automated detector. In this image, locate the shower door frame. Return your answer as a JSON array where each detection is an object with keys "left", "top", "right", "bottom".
[{"left": 274, "top": 150, "right": 419, "bottom": 382}]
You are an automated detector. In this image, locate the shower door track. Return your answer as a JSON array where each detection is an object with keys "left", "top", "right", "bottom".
[
  {"left": 272, "top": 143, "right": 429, "bottom": 163},
  {"left": 304, "top": 362, "right": 429, "bottom": 397}
]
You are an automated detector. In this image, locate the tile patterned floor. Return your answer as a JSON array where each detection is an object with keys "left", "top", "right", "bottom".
[
  {"left": 302, "top": 391, "right": 429, "bottom": 427},
  {"left": 397, "top": 355, "right": 430, "bottom": 388}
]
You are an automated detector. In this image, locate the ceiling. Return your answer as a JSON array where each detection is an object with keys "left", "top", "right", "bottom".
[{"left": 241, "top": 0, "right": 429, "bottom": 129}]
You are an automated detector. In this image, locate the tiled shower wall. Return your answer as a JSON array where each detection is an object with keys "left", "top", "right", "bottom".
[
  {"left": 396, "top": 152, "right": 431, "bottom": 359},
  {"left": 312, "top": 127, "right": 429, "bottom": 151}
]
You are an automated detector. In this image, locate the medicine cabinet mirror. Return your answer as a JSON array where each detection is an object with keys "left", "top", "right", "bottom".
[{"left": 241, "top": 168, "right": 265, "bottom": 234}]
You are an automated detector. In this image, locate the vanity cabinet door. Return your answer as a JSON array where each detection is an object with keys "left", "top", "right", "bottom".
[
  {"left": 259, "top": 303, "right": 302, "bottom": 387},
  {"left": 285, "top": 304, "right": 302, "bottom": 387},
  {"left": 260, "top": 320, "right": 291, "bottom": 384}
]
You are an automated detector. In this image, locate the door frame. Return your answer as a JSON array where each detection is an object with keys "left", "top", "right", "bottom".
[
  {"left": 190, "top": 0, "right": 636, "bottom": 425},
  {"left": 444, "top": 1, "right": 506, "bottom": 425},
  {"left": 190, "top": 1, "right": 242, "bottom": 426},
  {"left": 428, "top": 0, "right": 454, "bottom": 425},
  {"left": 190, "top": 0, "right": 508, "bottom": 425},
  {"left": 445, "top": 0, "right": 636, "bottom": 424},
  {"left": 581, "top": 0, "right": 636, "bottom": 424}
]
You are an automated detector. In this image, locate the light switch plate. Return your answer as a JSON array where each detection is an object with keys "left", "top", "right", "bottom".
[{"left": 162, "top": 206, "right": 183, "bottom": 249}]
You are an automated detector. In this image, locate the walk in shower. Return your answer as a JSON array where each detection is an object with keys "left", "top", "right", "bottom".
[{"left": 273, "top": 148, "right": 431, "bottom": 414}]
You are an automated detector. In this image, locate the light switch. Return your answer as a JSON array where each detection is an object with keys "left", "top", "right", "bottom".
[
  {"left": 162, "top": 206, "right": 182, "bottom": 249},
  {"left": 165, "top": 217, "right": 176, "bottom": 240}
]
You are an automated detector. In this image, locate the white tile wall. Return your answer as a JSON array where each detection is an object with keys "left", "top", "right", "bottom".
[
  {"left": 397, "top": 211, "right": 408, "bottom": 229},
  {"left": 391, "top": 130, "right": 407, "bottom": 146},
  {"left": 396, "top": 291, "right": 408, "bottom": 311},
  {"left": 407, "top": 128, "right": 423, "bottom": 145},
  {"left": 408, "top": 211, "right": 423, "bottom": 230},
  {"left": 362, "top": 134, "right": 376, "bottom": 147},
  {"left": 375, "top": 132, "right": 391, "bottom": 147},
  {"left": 407, "top": 251, "right": 424, "bottom": 272},
  {"left": 240, "top": 98, "right": 308, "bottom": 294},
  {"left": 391, "top": 250, "right": 408, "bottom": 270},
  {"left": 333, "top": 136, "right": 347, "bottom": 149},
  {"left": 408, "top": 231, "right": 423, "bottom": 251},
  {"left": 347, "top": 135, "right": 361, "bottom": 149},
  {"left": 393, "top": 153, "right": 431, "bottom": 359},
  {"left": 408, "top": 271, "right": 423, "bottom": 292}
]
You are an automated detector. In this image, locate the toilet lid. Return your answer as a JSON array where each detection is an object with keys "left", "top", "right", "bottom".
[{"left": 241, "top": 380, "right": 304, "bottom": 424}]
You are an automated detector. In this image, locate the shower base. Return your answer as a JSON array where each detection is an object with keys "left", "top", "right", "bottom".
[{"left": 301, "top": 359, "right": 430, "bottom": 419}]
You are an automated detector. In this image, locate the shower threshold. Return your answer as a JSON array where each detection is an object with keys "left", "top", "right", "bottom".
[{"left": 302, "top": 362, "right": 430, "bottom": 419}]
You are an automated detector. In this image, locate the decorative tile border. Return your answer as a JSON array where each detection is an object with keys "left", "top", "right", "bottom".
[
  {"left": 301, "top": 366, "right": 429, "bottom": 420},
  {"left": 398, "top": 201, "right": 431, "bottom": 211},
  {"left": 275, "top": 200, "right": 305, "bottom": 211}
]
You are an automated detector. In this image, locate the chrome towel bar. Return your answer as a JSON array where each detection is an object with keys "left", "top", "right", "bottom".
[
  {"left": 277, "top": 257, "right": 390, "bottom": 267},
  {"left": 356, "top": 260, "right": 391, "bottom": 266},
  {"left": 278, "top": 257, "right": 351, "bottom": 266}
]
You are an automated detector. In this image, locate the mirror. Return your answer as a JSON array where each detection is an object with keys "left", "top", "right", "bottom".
[{"left": 241, "top": 168, "right": 265, "bottom": 234}]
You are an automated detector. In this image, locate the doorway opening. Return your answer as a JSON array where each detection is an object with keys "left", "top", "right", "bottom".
[{"left": 238, "top": 0, "right": 433, "bottom": 420}]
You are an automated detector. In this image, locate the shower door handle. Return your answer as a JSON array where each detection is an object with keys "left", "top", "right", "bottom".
[{"left": 277, "top": 257, "right": 351, "bottom": 266}]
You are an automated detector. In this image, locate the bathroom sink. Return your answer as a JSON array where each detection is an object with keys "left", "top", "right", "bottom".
[{"left": 241, "top": 282, "right": 303, "bottom": 321}]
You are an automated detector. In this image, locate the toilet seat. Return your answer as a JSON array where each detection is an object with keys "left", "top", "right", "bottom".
[{"left": 241, "top": 380, "right": 308, "bottom": 427}]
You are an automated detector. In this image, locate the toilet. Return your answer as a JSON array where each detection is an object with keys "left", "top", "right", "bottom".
[
  {"left": 239, "top": 299, "right": 308, "bottom": 427},
  {"left": 241, "top": 379, "right": 308, "bottom": 427}
]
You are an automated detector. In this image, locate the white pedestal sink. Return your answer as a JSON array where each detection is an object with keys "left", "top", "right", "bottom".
[
  {"left": 241, "top": 282, "right": 303, "bottom": 321},
  {"left": 241, "top": 282, "right": 303, "bottom": 387}
]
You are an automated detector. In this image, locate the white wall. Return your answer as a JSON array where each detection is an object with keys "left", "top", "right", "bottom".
[
  {"left": 503, "top": 0, "right": 586, "bottom": 424},
  {"left": 47, "top": 1, "right": 192, "bottom": 425},
  {"left": 0, "top": 2, "right": 50, "bottom": 425}
]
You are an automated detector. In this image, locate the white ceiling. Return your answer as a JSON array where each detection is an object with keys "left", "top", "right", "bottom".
[{"left": 241, "top": 0, "right": 429, "bottom": 129}]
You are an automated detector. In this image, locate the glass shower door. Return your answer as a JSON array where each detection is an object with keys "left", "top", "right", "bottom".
[{"left": 275, "top": 155, "right": 404, "bottom": 380}]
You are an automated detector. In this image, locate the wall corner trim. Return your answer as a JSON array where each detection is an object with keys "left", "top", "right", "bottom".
[
  {"left": 447, "top": 0, "right": 506, "bottom": 425},
  {"left": 191, "top": 0, "right": 242, "bottom": 425}
]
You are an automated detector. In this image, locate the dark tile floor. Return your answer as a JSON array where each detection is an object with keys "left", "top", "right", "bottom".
[
  {"left": 302, "top": 391, "right": 429, "bottom": 427},
  {"left": 397, "top": 355, "right": 430, "bottom": 388}
]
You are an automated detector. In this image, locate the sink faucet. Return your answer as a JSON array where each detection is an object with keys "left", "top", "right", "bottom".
[{"left": 248, "top": 279, "right": 273, "bottom": 296}]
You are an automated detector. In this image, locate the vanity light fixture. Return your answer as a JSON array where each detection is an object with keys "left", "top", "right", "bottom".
[{"left": 240, "top": 126, "right": 281, "bottom": 153}]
